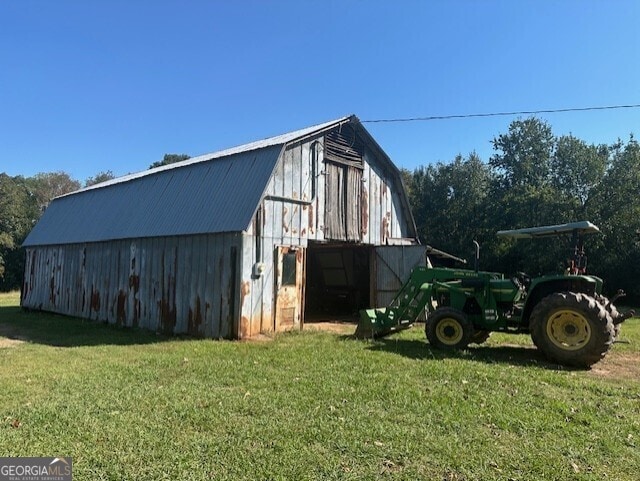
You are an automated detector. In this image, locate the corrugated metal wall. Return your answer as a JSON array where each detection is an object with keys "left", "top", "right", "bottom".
[
  {"left": 239, "top": 134, "right": 417, "bottom": 336},
  {"left": 249, "top": 136, "right": 414, "bottom": 245},
  {"left": 22, "top": 233, "right": 242, "bottom": 338}
]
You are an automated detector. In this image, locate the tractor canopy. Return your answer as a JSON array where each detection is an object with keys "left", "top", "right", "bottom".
[{"left": 496, "top": 221, "right": 599, "bottom": 239}]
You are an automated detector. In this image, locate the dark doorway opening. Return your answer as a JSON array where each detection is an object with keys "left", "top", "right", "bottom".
[{"left": 304, "top": 242, "right": 371, "bottom": 321}]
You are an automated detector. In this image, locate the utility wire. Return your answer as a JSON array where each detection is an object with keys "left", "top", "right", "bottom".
[{"left": 362, "top": 103, "right": 640, "bottom": 123}]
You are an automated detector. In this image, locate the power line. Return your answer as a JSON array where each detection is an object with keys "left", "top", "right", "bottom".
[{"left": 361, "top": 103, "right": 640, "bottom": 123}]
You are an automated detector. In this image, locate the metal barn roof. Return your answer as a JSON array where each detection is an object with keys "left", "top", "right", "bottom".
[
  {"left": 68, "top": 116, "right": 352, "bottom": 197},
  {"left": 23, "top": 116, "right": 354, "bottom": 247}
]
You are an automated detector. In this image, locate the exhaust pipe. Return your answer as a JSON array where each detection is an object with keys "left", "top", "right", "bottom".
[{"left": 473, "top": 241, "right": 480, "bottom": 273}]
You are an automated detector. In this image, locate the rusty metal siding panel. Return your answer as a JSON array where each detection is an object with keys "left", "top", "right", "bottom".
[
  {"left": 215, "top": 234, "right": 228, "bottom": 338},
  {"left": 219, "top": 236, "right": 237, "bottom": 338},
  {"left": 203, "top": 236, "right": 216, "bottom": 337},
  {"left": 240, "top": 232, "right": 313, "bottom": 338},
  {"left": 239, "top": 235, "right": 255, "bottom": 338},
  {"left": 260, "top": 236, "right": 276, "bottom": 333},
  {"left": 390, "top": 190, "right": 404, "bottom": 238},
  {"left": 22, "top": 233, "right": 243, "bottom": 339},
  {"left": 369, "top": 164, "right": 381, "bottom": 244},
  {"left": 188, "top": 235, "right": 202, "bottom": 334},
  {"left": 359, "top": 148, "right": 415, "bottom": 246},
  {"left": 260, "top": 241, "right": 275, "bottom": 333},
  {"left": 215, "top": 235, "right": 228, "bottom": 338},
  {"left": 282, "top": 145, "right": 294, "bottom": 238},
  {"left": 192, "top": 235, "right": 207, "bottom": 336},
  {"left": 107, "top": 242, "right": 119, "bottom": 324},
  {"left": 137, "top": 241, "right": 147, "bottom": 326},
  {"left": 314, "top": 142, "right": 325, "bottom": 241},
  {"left": 129, "top": 241, "right": 140, "bottom": 327},
  {"left": 299, "top": 142, "right": 311, "bottom": 240},
  {"left": 289, "top": 145, "right": 301, "bottom": 238},
  {"left": 150, "top": 237, "right": 162, "bottom": 329},
  {"left": 21, "top": 249, "right": 35, "bottom": 308},
  {"left": 271, "top": 153, "right": 285, "bottom": 244},
  {"left": 174, "top": 236, "right": 188, "bottom": 333},
  {"left": 261, "top": 138, "right": 321, "bottom": 245}
]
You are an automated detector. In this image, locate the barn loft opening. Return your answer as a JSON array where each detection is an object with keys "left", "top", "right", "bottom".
[
  {"left": 324, "top": 124, "right": 365, "bottom": 166},
  {"left": 304, "top": 242, "right": 371, "bottom": 321}
]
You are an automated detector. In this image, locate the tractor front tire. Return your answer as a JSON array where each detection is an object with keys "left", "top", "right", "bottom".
[
  {"left": 426, "top": 308, "right": 474, "bottom": 350},
  {"left": 529, "top": 292, "right": 614, "bottom": 368}
]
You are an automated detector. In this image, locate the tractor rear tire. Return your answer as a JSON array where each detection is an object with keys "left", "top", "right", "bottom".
[
  {"left": 529, "top": 292, "right": 614, "bottom": 368},
  {"left": 426, "top": 308, "right": 474, "bottom": 350},
  {"left": 596, "top": 294, "right": 622, "bottom": 340}
]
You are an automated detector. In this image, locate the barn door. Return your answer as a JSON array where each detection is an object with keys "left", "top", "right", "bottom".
[
  {"left": 373, "top": 245, "right": 427, "bottom": 308},
  {"left": 324, "top": 162, "right": 362, "bottom": 241},
  {"left": 274, "top": 246, "right": 305, "bottom": 331}
]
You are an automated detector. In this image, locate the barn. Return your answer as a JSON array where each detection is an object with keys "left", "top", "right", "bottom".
[{"left": 21, "top": 115, "right": 426, "bottom": 338}]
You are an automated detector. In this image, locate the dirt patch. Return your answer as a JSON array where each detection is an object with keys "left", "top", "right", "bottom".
[
  {"left": 241, "top": 333, "right": 274, "bottom": 343},
  {"left": 588, "top": 351, "right": 640, "bottom": 380},
  {"left": 304, "top": 321, "right": 357, "bottom": 335},
  {"left": 0, "top": 337, "right": 24, "bottom": 348}
]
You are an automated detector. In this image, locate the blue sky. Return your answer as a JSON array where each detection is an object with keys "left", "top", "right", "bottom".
[{"left": 1, "top": 1, "right": 639, "bottom": 182}]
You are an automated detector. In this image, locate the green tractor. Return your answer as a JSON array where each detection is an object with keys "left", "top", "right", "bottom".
[{"left": 356, "top": 221, "right": 634, "bottom": 367}]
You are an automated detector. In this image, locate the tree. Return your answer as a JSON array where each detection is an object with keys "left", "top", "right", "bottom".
[
  {"left": 26, "top": 172, "right": 81, "bottom": 211},
  {"left": 410, "top": 153, "right": 492, "bottom": 263},
  {"left": 149, "top": 154, "right": 190, "bottom": 169},
  {"left": 406, "top": 119, "right": 639, "bottom": 302},
  {"left": 399, "top": 167, "right": 414, "bottom": 201},
  {"left": 0, "top": 171, "right": 79, "bottom": 290},
  {"left": 490, "top": 117, "right": 555, "bottom": 190},
  {"left": 0, "top": 174, "right": 39, "bottom": 287},
  {"left": 85, "top": 170, "right": 116, "bottom": 187},
  {"left": 587, "top": 136, "right": 640, "bottom": 299},
  {"left": 551, "top": 135, "right": 608, "bottom": 213}
]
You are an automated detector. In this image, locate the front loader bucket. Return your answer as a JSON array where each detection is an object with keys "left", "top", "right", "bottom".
[
  {"left": 354, "top": 308, "right": 413, "bottom": 339},
  {"left": 354, "top": 309, "right": 380, "bottom": 338}
]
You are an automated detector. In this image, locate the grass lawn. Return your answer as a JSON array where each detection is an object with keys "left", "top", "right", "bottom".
[{"left": 1, "top": 291, "right": 639, "bottom": 480}]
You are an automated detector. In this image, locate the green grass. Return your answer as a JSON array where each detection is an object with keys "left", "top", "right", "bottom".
[{"left": 1, "top": 291, "right": 639, "bottom": 480}]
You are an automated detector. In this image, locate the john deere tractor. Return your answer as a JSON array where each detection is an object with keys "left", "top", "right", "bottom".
[{"left": 357, "top": 221, "right": 634, "bottom": 367}]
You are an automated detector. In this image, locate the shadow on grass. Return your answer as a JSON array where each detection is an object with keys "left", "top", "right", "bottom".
[
  {"left": 0, "top": 305, "right": 174, "bottom": 347},
  {"left": 357, "top": 336, "right": 582, "bottom": 371}
]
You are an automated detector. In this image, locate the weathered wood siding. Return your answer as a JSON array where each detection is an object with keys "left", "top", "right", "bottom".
[{"left": 22, "top": 233, "right": 242, "bottom": 338}]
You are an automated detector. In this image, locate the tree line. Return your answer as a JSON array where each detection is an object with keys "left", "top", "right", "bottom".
[
  {"left": 402, "top": 117, "right": 640, "bottom": 302},
  {"left": 1, "top": 123, "right": 639, "bottom": 302}
]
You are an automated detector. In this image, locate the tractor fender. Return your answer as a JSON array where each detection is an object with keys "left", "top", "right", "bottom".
[{"left": 522, "top": 275, "right": 600, "bottom": 325}]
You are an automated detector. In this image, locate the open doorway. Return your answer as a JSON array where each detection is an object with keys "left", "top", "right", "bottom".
[{"left": 304, "top": 242, "right": 371, "bottom": 322}]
